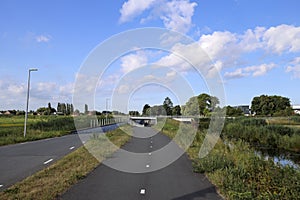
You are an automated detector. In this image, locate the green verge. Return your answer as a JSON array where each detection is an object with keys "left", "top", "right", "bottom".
[
  {"left": 155, "top": 119, "right": 300, "bottom": 200},
  {"left": 0, "top": 125, "right": 132, "bottom": 200}
]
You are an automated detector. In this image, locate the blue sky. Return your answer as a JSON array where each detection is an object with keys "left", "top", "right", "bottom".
[{"left": 1, "top": 0, "right": 300, "bottom": 113}]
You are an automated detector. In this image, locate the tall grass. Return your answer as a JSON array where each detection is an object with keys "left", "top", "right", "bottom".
[
  {"left": 0, "top": 116, "right": 78, "bottom": 145},
  {"left": 158, "top": 119, "right": 300, "bottom": 200}
]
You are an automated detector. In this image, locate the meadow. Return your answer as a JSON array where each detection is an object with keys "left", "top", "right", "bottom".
[{"left": 0, "top": 115, "right": 93, "bottom": 145}]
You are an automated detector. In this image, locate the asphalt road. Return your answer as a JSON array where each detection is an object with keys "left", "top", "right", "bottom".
[
  {"left": 0, "top": 124, "right": 121, "bottom": 191},
  {"left": 61, "top": 127, "right": 222, "bottom": 200}
]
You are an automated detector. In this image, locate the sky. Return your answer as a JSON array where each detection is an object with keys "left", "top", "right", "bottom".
[{"left": 1, "top": 0, "right": 300, "bottom": 113}]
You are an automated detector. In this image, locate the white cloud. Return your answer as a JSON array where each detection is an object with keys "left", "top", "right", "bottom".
[
  {"left": 286, "top": 57, "right": 300, "bottom": 78},
  {"left": 238, "top": 27, "right": 265, "bottom": 52},
  {"left": 199, "top": 31, "right": 238, "bottom": 61},
  {"left": 244, "top": 63, "right": 276, "bottom": 77},
  {"left": 156, "top": 24, "right": 300, "bottom": 79},
  {"left": 166, "top": 70, "right": 176, "bottom": 78},
  {"left": 224, "top": 63, "right": 276, "bottom": 79},
  {"left": 262, "top": 24, "right": 300, "bottom": 54},
  {"left": 160, "top": 0, "right": 197, "bottom": 33},
  {"left": 224, "top": 68, "right": 248, "bottom": 79},
  {"left": 36, "top": 35, "right": 51, "bottom": 43},
  {"left": 0, "top": 79, "right": 74, "bottom": 110},
  {"left": 119, "top": 0, "right": 197, "bottom": 33},
  {"left": 121, "top": 51, "right": 148, "bottom": 73},
  {"left": 119, "top": 0, "right": 156, "bottom": 23}
]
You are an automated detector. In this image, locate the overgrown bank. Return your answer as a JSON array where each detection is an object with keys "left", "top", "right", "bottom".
[{"left": 156, "top": 119, "right": 300, "bottom": 199}]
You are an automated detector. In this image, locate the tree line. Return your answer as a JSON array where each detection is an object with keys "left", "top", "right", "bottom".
[{"left": 132, "top": 93, "right": 296, "bottom": 117}]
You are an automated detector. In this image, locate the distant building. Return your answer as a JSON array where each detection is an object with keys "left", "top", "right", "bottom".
[
  {"left": 292, "top": 105, "right": 300, "bottom": 114},
  {"left": 235, "top": 105, "right": 251, "bottom": 115}
]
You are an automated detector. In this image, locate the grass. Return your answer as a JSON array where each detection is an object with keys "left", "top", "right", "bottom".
[
  {"left": 0, "top": 125, "right": 132, "bottom": 200},
  {"left": 155, "top": 118, "right": 300, "bottom": 200},
  {"left": 0, "top": 115, "right": 95, "bottom": 146}
]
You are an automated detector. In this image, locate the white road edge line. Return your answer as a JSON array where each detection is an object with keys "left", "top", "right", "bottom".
[
  {"left": 69, "top": 146, "right": 75, "bottom": 150},
  {"left": 43, "top": 158, "right": 53, "bottom": 165},
  {"left": 140, "top": 188, "right": 146, "bottom": 195}
]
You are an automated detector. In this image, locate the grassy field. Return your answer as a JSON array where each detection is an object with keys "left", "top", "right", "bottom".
[
  {"left": 0, "top": 115, "right": 94, "bottom": 146},
  {"left": 155, "top": 118, "right": 300, "bottom": 200},
  {"left": 0, "top": 125, "right": 132, "bottom": 200}
]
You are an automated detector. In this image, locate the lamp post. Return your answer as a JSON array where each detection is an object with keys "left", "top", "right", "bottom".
[
  {"left": 24, "top": 68, "right": 38, "bottom": 137},
  {"left": 106, "top": 98, "right": 110, "bottom": 124}
]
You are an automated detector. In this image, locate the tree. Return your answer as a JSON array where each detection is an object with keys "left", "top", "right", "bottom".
[
  {"left": 84, "top": 104, "right": 89, "bottom": 115},
  {"left": 251, "top": 95, "right": 292, "bottom": 116},
  {"left": 183, "top": 96, "right": 199, "bottom": 116},
  {"left": 61, "top": 103, "right": 66, "bottom": 115},
  {"left": 163, "top": 97, "right": 173, "bottom": 115},
  {"left": 226, "top": 106, "right": 243, "bottom": 117},
  {"left": 183, "top": 93, "right": 219, "bottom": 116},
  {"left": 142, "top": 104, "right": 151, "bottom": 116},
  {"left": 172, "top": 105, "right": 182, "bottom": 116},
  {"left": 197, "top": 93, "right": 219, "bottom": 115},
  {"left": 129, "top": 111, "right": 140, "bottom": 116},
  {"left": 57, "top": 103, "right": 61, "bottom": 113},
  {"left": 36, "top": 107, "right": 47, "bottom": 115}
]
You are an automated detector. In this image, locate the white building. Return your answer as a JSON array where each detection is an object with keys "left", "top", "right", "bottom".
[{"left": 292, "top": 105, "right": 300, "bottom": 114}]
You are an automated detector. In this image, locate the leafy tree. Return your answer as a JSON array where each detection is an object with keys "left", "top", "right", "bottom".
[
  {"left": 129, "top": 111, "right": 140, "bottom": 116},
  {"left": 142, "top": 104, "right": 151, "bottom": 116},
  {"left": 198, "top": 93, "right": 219, "bottom": 115},
  {"left": 183, "top": 93, "right": 219, "bottom": 116},
  {"left": 61, "top": 103, "right": 66, "bottom": 115},
  {"left": 172, "top": 105, "right": 182, "bottom": 116},
  {"left": 226, "top": 106, "right": 244, "bottom": 117},
  {"left": 84, "top": 104, "right": 89, "bottom": 115},
  {"left": 36, "top": 107, "right": 47, "bottom": 115},
  {"left": 251, "top": 95, "right": 292, "bottom": 116},
  {"left": 163, "top": 97, "right": 173, "bottom": 115},
  {"left": 148, "top": 105, "right": 165, "bottom": 116},
  {"left": 183, "top": 96, "right": 199, "bottom": 116}
]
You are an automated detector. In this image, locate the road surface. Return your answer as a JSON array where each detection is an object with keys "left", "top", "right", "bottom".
[
  {"left": 0, "top": 124, "right": 121, "bottom": 191},
  {"left": 61, "top": 127, "right": 222, "bottom": 200}
]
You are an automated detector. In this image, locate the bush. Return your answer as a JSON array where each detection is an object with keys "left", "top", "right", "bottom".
[
  {"left": 266, "top": 125, "right": 294, "bottom": 136},
  {"left": 193, "top": 153, "right": 234, "bottom": 173}
]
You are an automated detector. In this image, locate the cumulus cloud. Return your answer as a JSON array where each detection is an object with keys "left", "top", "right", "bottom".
[
  {"left": 0, "top": 79, "right": 73, "bottom": 110},
  {"left": 156, "top": 24, "right": 300, "bottom": 80},
  {"left": 160, "top": 0, "right": 197, "bottom": 33},
  {"left": 119, "top": 0, "right": 156, "bottom": 23},
  {"left": 263, "top": 24, "right": 300, "bottom": 53},
  {"left": 119, "top": 0, "right": 197, "bottom": 33},
  {"left": 121, "top": 51, "right": 148, "bottom": 73}
]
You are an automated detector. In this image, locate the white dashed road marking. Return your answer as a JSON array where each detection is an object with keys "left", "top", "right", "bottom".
[
  {"left": 43, "top": 158, "right": 53, "bottom": 165},
  {"left": 148, "top": 152, "right": 152, "bottom": 155},
  {"left": 69, "top": 146, "right": 75, "bottom": 150},
  {"left": 140, "top": 188, "right": 146, "bottom": 195},
  {"left": 0, "top": 185, "right": 3, "bottom": 188}
]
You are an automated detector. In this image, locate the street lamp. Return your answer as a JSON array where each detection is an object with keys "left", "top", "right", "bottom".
[
  {"left": 24, "top": 68, "right": 38, "bottom": 137},
  {"left": 106, "top": 98, "right": 110, "bottom": 124}
]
